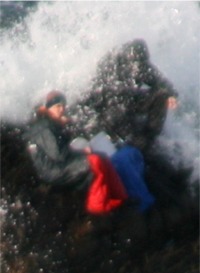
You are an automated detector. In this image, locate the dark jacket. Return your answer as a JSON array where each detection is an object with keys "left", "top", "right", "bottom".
[
  {"left": 67, "top": 40, "right": 178, "bottom": 149},
  {"left": 24, "top": 117, "right": 92, "bottom": 188},
  {"left": 93, "top": 39, "right": 178, "bottom": 98}
]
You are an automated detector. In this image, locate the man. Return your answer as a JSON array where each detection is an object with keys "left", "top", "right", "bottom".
[
  {"left": 24, "top": 90, "right": 128, "bottom": 215},
  {"left": 78, "top": 39, "right": 178, "bottom": 150}
]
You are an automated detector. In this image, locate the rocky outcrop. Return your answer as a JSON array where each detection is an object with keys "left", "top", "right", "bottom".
[{"left": 1, "top": 122, "right": 199, "bottom": 273}]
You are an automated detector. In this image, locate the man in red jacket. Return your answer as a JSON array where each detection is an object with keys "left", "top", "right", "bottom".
[{"left": 24, "top": 90, "right": 128, "bottom": 215}]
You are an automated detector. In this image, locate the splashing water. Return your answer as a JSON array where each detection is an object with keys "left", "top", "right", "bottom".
[
  {"left": 0, "top": 4, "right": 199, "bottom": 272},
  {"left": 0, "top": 1, "right": 199, "bottom": 181}
]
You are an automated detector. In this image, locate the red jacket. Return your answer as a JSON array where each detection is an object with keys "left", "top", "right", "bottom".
[{"left": 86, "top": 154, "right": 128, "bottom": 214}]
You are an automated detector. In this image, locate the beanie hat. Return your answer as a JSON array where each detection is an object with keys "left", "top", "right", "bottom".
[{"left": 45, "top": 90, "right": 66, "bottom": 108}]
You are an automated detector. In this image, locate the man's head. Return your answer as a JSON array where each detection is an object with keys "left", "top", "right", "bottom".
[
  {"left": 45, "top": 90, "right": 67, "bottom": 121},
  {"left": 122, "top": 38, "right": 150, "bottom": 62}
]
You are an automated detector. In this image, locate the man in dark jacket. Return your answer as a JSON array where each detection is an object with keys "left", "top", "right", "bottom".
[
  {"left": 76, "top": 39, "right": 178, "bottom": 149},
  {"left": 93, "top": 39, "right": 178, "bottom": 95},
  {"left": 24, "top": 90, "right": 128, "bottom": 215}
]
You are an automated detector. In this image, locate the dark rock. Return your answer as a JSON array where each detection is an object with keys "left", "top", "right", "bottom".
[{"left": 1, "top": 115, "right": 199, "bottom": 273}]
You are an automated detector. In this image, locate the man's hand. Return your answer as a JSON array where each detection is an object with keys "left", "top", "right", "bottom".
[
  {"left": 83, "top": 146, "right": 92, "bottom": 154},
  {"left": 167, "top": 96, "right": 178, "bottom": 110},
  {"left": 60, "top": 115, "right": 73, "bottom": 125}
]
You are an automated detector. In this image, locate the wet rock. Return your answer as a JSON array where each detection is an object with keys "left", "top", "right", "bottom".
[{"left": 1, "top": 121, "right": 199, "bottom": 273}]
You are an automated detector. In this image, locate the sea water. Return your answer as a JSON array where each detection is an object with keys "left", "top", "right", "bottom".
[
  {"left": 0, "top": 3, "right": 199, "bottom": 272},
  {"left": 0, "top": 1, "right": 199, "bottom": 180}
]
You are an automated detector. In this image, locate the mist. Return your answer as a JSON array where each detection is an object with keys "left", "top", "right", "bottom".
[{"left": 0, "top": 1, "right": 199, "bottom": 182}]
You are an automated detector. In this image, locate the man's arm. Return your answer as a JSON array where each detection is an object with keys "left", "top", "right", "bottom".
[
  {"left": 142, "top": 62, "right": 178, "bottom": 98},
  {"left": 27, "top": 138, "right": 91, "bottom": 188}
]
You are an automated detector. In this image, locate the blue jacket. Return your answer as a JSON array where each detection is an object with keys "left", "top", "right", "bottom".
[{"left": 111, "top": 145, "right": 155, "bottom": 212}]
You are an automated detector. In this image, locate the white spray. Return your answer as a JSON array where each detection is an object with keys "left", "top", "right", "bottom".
[{"left": 0, "top": 1, "right": 199, "bottom": 182}]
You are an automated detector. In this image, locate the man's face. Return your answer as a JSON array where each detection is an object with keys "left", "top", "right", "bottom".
[{"left": 47, "top": 103, "right": 65, "bottom": 121}]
